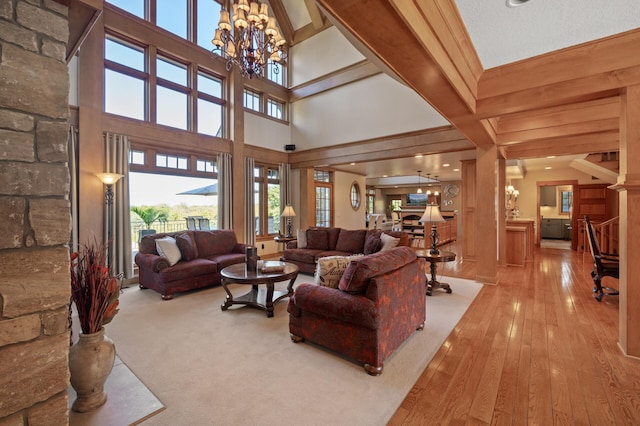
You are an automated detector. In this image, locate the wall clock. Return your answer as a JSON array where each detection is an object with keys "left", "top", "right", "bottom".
[{"left": 444, "top": 184, "right": 459, "bottom": 198}]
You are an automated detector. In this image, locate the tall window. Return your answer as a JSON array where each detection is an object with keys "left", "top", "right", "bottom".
[
  {"left": 104, "top": 33, "right": 226, "bottom": 136},
  {"left": 156, "top": 55, "right": 188, "bottom": 130},
  {"left": 366, "top": 187, "right": 375, "bottom": 215},
  {"left": 267, "top": 62, "right": 285, "bottom": 86},
  {"left": 156, "top": 0, "right": 187, "bottom": 39},
  {"left": 104, "top": 36, "right": 147, "bottom": 120},
  {"left": 197, "top": 71, "right": 223, "bottom": 137},
  {"left": 254, "top": 165, "right": 281, "bottom": 237},
  {"left": 197, "top": 0, "right": 221, "bottom": 51},
  {"left": 106, "top": 0, "right": 144, "bottom": 18},
  {"left": 314, "top": 170, "right": 333, "bottom": 227},
  {"left": 560, "top": 190, "right": 572, "bottom": 214}
]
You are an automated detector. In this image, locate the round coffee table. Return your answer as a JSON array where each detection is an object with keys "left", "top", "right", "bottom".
[{"left": 220, "top": 261, "right": 299, "bottom": 317}]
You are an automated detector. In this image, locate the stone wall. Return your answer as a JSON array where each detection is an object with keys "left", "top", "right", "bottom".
[{"left": 0, "top": 0, "right": 71, "bottom": 424}]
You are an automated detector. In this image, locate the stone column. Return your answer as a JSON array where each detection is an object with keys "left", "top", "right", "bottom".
[{"left": 0, "top": 1, "right": 71, "bottom": 424}]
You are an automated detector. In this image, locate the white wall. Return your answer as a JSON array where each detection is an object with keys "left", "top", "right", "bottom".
[
  {"left": 290, "top": 27, "right": 365, "bottom": 87},
  {"left": 334, "top": 171, "right": 366, "bottom": 229},
  {"left": 290, "top": 73, "right": 448, "bottom": 150},
  {"left": 244, "top": 112, "right": 291, "bottom": 151}
]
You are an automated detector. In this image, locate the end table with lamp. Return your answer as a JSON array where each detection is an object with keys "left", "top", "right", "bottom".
[
  {"left": 281, "top": 204, "right": 296, "bottom": 238},
  {"left": 418, "top": 203, "right": 456, "bottom": 295}
]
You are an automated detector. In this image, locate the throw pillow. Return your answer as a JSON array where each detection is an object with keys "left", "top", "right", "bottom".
[
  {"left": 380, "top": 233, "right": 400, "bottom": 251},
  {"left": 306, "top": 228, "right": 329, "bottom": 250},
  {"left": 175, "top": 233, "right": 198, "bottom": 261},
  {"left": 314, "top": 254, "right": 364, "bottom": 289},
  {"left": 155, "top": 236, "right": 182, "bottom": 266},
  {"left": 297, "top": 229, "right": 307, "bottom": 249},
  {"left": 364, "top": 230, "right": 382, "bottom": 254},
  {"left": 335, "top": 229, "right": 367, "bottom": 253}
]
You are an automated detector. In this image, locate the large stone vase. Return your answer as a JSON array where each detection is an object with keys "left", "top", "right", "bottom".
[{"left": 69, "top": 327, "right": 116, "bottom": 412}]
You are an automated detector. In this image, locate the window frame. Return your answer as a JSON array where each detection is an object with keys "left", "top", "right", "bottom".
[{"left": 254, "top": 164, "right": 281, "bottom": 238}]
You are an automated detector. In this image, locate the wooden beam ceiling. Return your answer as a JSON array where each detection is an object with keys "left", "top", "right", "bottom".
[
  {"left": 289, "top": 126, "right": 474, "bottom": 169},
  {"left": 315, "top": 0, "right": 636, "bottom": 162}
]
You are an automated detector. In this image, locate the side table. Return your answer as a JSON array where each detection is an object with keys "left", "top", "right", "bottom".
[
  {"left": 414, "top": 249, "right": 456, "bottom": 296},
  {"left": 274, "top": 236, "right": 296, "bottom": 251}
]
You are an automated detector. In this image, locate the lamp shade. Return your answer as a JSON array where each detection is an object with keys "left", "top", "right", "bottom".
[
  {"left": 96, "top": 173, "right": 123, "bottom": 185},
  {"left": 419, "top": 204, "right": 445, "bottom": 223},
  {"left": 281, "top": 205, "right": 296, "bottom": 217}
]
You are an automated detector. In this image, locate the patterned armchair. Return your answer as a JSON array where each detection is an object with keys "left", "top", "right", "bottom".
[{"left": 287, "top": 246, "right": 426, "bottom": 375}]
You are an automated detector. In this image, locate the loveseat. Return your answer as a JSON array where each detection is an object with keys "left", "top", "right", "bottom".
[
  {"left": 281, "top": 227, "right": 410, "bottom": 274},
  {"left": 135, "top": 230, "right": 248, "bottom": 300},
  {"left": 287, "top": 246, "right": 426, "bottom": 375}
]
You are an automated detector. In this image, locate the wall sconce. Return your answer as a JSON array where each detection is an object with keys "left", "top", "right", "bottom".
[
  {"left": 419, "top": 204, "right": 445, "bottom": 254},
  {"left": 96, "top": 173, "right": 123, "bottom": 257},
  {"left": 280, "top": 205, "right": 296, "bottom": 238},
  {"left": 506, "top": 185, "right": 520, "bottom": 219}
]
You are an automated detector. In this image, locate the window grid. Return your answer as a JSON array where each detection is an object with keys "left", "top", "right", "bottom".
[
  {"left": 244, "top": 89, "right": 261, "bottom": 112},
  {"left": 156, "top": 153, "right": 189, "bottom": 170},
  {"left": 129, "top": 150, "right": 145, "bottom": 165},
  {"left": 267, "top": 98, "right": 284, "bottom": 120}
]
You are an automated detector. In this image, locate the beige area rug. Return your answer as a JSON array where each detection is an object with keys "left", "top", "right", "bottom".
[{"left": 106, "top": 274, "right": 482, "bottom": 425}]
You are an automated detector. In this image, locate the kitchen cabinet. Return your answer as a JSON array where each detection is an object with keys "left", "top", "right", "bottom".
[
  {"left": 541, "top": 218, "right": 567, "bottom": 239},
  {"left": 540, "top": 186, "right": 557, "bottom": 206}
]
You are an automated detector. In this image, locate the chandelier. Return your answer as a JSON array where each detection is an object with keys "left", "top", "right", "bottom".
[{"left": 212, "top": 0, "right": 287, "bottom": 79}]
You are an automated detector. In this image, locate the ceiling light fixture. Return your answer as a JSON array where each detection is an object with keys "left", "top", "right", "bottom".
[
  {"left": 506, "top": 0, "right": 531, "bottom": 7},
  {"left": 212, "top": 0, "right": 287, "bottom": 79},
  {"left": 416, "top": 170, "right": 423, "bottom": 193}
]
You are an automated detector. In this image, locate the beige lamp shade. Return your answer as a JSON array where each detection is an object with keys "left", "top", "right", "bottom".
[
  {"left": 96, "top": 173, "right": 124, "bottom": 185},
  {"left": 419, "top": 204, "right": 445, "bottom": 223},
  {"left": 281, "top": 205, "right": 296, "bottom": 217}
]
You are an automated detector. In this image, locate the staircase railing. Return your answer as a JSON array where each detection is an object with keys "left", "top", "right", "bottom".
[{"left": 595, "top": 216, "right": 619, "bottom": 254}]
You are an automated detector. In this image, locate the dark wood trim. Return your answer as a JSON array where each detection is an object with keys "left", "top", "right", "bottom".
[{"left": 290, "top": 60, "right": 381, "bottom": 102}]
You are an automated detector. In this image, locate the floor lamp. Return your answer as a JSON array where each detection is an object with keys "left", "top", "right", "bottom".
[
  {"left": 96, "top": 172, "right": 123, "bottom": 267},
  {"left": 281, "top": 205, "right": 296, "bottom": 238},
  {"left": 419, "top": 204, "right": 445, "bottom": 254}
]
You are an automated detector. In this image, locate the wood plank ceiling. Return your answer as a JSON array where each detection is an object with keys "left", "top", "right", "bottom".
[{"left": 314, "top": 0, "right": 633, "bottom": 162}]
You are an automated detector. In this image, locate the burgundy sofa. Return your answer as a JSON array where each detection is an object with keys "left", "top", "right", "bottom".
[
  {"left": 287, "top": 246, "right": 426, "bottom": 375},
  {"left": 135, "top": 230, "right": 248, "bottom": 300},
  {"left": 281, "top": 227, "right": 410, "bottom": 274}
]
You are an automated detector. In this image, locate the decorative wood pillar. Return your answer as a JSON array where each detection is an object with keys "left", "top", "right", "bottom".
[
  {"left": 613, "top": 84, "right": 640, "bottom": 357},
  {"left": 229, "top": 69, "right": 245, "bottom": 241},
  {"left": 78, "top": 14, "right": 105, "bottom": 244},
  {"left": 476, "top": 145, "right": 498, "bottom": 284},
  {"left": 461, "top": 159, "right": 476, "bottom": 260},
  {"left": 498, "top": 156, "right": 507, "bottom": 266}
]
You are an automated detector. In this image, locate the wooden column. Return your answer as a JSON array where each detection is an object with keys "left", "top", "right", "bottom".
[
  {"left": 498, "top": 156, "right": 507, "bottom": 266},
  {"left": 461, "top": 159, "right": 476, "bottom": 260},
  {"left": 615, "top": 84, "right": 640, "bottom": 357},
  {"left": 229, "top": 69, "right": 245, "bottom": 242},
  {"left": 78, "top": 14, "right": 105, "bottom": 243},
  {"left": 476, "top": 145, "right": 498, "bottom": 284}
]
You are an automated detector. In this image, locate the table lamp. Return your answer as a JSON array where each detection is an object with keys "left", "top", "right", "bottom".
[
  {"left": 419, "top": 204, "right": 445, "bottom": 254},
  {"left": 281, "top": 205, "right": 296, "bottom": 238}
]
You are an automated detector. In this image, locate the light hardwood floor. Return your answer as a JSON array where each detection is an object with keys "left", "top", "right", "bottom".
[{"left": 390, "top": 242, "right": 640, "bottom": 425}]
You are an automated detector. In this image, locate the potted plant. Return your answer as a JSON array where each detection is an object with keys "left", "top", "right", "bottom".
[
  {"left": 131, "top": 206, "right": 168, "bottom": 241},
  {"left": 68, "top": 239, "right": 120, "bottom": 412}
]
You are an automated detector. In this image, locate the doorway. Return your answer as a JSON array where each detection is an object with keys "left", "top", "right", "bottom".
[{"left": 537, "top": 180, "right": 578, "bottom": 249}]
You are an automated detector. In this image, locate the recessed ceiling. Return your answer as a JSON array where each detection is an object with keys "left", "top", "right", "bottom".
[{"left": 454, "top": 0, "right": 640, "bottom": 69}]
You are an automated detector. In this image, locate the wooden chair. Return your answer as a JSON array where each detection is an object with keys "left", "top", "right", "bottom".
[{"left": 584, "top": 215, "right": 619, "bottom": 302}]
